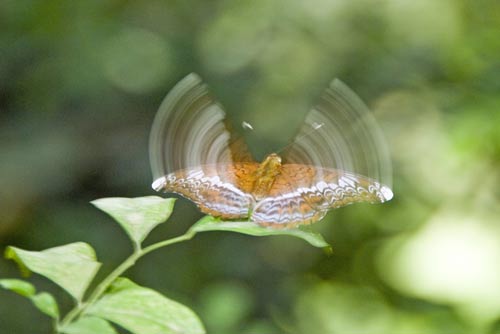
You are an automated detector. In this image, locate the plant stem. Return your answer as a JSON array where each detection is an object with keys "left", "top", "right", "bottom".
[
  {"left": 141, "top": 230, "right": 195, "bottom": 256},
  {"left": 57, "top": 229, "right": 196, "bottom": 331}
]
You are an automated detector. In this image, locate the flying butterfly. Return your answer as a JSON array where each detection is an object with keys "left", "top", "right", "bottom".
[{"left": 149, "top": 74, "right": 393, "bottom": 228}]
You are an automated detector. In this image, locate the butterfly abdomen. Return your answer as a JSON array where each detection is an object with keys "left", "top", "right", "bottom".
[{"left": 251, "top": 153, "right": 282, "bottom": 200}]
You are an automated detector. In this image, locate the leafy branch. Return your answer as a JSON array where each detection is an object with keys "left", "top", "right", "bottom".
[{"left": 1, "top": 196, "right": 329, "bottom": 334}]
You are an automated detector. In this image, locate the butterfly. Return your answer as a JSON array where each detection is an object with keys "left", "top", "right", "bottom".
[{"left": 149, "top": 73, "right": 393, "bottom": 228}]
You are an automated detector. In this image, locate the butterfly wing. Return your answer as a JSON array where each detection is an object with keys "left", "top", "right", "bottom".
[
  {"left": 149, "top": 73, "right": 255, "bottom": 217},
  {"left": 251, "top": 165, "right": 391, "bottom": 227},
  {"left": 156, "top": 163, "right": 258, "bottom": 219},
  {"left": 251, "top": 164, "right": 327, "bottom": 227},
  {"left": 253, "top": 79, "right": 393, "bottom": 227},
  {"left": 290, "top": 165, "right": 392, "bottom": 209},
  {"left": 283, "top": 78, "right": 393, "bottom": 196},
  {"left": 150, "top": 73, "right": 253, "bottom": 180}
]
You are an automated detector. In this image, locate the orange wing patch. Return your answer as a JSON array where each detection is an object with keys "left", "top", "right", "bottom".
[{"left": 157, "top": 163, "right": 258, "bottom": 219}]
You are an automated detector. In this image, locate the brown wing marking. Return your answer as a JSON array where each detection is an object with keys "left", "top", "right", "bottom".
[
  {"left": 251, "top": 164, "right": 392, "bottom": 227},
  {"left": 283, "top": 165, "right": 393, "bottom": 211},
  {"left": 251, "top": 165, "right": 326, "bottom": 227},
  {"left": 155, "top": 163, "right": 259, "bottom": 219}
]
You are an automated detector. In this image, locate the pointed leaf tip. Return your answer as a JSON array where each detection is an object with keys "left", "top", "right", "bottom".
[
  {"left": 0, "top": 278, "right": 36, "bottom": 297},
  {"left": 5, "top": 247, "right": 31, "bottom": 276},
  {"left": 31, "top": 292, "right": 59, "bottom": 319},
  {"left": 91, "top": 196, "right": 176, "bottom": 245},
  {"left": 4, "top": 243, "right": 101, "bottom": 301},
  {"left": 0, "top": 279, "right": 59, "bottom": 319}
]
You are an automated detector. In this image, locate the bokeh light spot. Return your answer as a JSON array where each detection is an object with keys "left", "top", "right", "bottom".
[
  {"left": 295, "top": 282, "right": 393, "bottom": 334},
  {"left": 101, "top": 28, "right": 172, "bottom": 93},
  {"left": 378, "top": 210, "right": 500, "bottom": 321},
  {"left": 197, "top": 1, "right": 273, "bottom": 74}
]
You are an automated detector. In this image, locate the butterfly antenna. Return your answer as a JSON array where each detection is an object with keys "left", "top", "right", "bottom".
[
  {"left": 241, "top": 121, "right": 253, "bottom": 130},
  {"left": 274, "top": 121, "right": 324, "bottom": 156},
  {"left": 239, "top": 120, "right": 276, "bottom": 157}
]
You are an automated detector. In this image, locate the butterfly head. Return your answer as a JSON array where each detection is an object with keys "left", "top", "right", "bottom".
[{"left": 262, "top": 153, "right": 281, "bottom": 167}]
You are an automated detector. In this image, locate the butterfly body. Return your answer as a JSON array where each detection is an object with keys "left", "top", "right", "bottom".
[
  {"left": 249, "top": 153, "right": 282, "bottom": 201},
  {"left": 150, "top": 74, "right": 393, "bottom": 228}
]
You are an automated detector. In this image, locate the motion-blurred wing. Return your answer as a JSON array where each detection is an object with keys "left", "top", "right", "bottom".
[
  {"left": 149, "top": 73, "right": 254, "bottom": 213},
  {"left": 150, "top": 73, "right": 253, "bottom": 182},
  {"left": 284, "top": 79, "right": 393, "bottom": 197}
]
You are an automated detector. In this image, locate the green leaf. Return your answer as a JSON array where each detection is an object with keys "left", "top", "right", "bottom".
[
  {"left": 4, "top": 242, "right": 101, "bottom": 301},
  {"left": 87, "top": 278, "right": 205, "bottom": 334},
  {"left": 0, "top": 279, "right": 59, "bottom": 318},
  {"left": 31, "top": 292, "right": 59, "bottom": 319},
  {"left": 0, "top": 278, "right": 36, "bottom": 297},
  {"left": 189, "top": 216, "right": 330, "bottom": 248},
  {"left": 60, "top": 316, "right": 118, "bottom": 334},
  {"left": 91, "top": 197, "right": 175, "bottom": 245},
  {"left": 105, "top": 276, "right": 137, "bottom": 293}
]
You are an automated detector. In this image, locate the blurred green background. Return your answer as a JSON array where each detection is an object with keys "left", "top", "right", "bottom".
[{"left": 1, "top": 0, "right": 500, "bottom": 333}]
